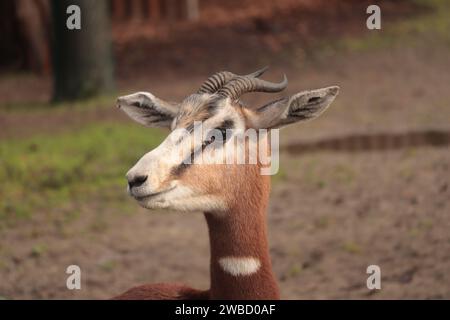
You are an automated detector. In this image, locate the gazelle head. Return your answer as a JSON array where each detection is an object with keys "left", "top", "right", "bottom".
[{"left": 117, "top": 67, "right": 339, "bottom": 213}]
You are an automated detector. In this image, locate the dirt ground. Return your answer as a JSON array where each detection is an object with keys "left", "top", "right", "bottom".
[
  {"left": 0, "top": 0, "right": 449, "bottom": 299},
  {"left": 1, "top": 146, "right": 449, "bottom": 299}
]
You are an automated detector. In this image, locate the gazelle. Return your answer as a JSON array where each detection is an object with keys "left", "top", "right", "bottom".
[{"left": 113, "top": 67, "right": 339, "bottom": 299}]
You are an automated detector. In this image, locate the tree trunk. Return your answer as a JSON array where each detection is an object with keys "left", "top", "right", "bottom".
[
  {"left": 185, "top": 0, "right": 199, "bottom": 22},
  {"left": 130, "top": 0, "right": 143, "bottom": 22},
  {"left": 51, "top": 0, "right": 114, "bottom": 102},
  {"left": 16, "top": 0, "right": 51, "bottom": 75},
  {"left": 165, "top": 0, "right": 178, "bottom": 22},
  {"left": 112, "top": 0, "right": 127, "bottom": 22},
  {"left": 148, "top": 0, "right": 160, "bottom": 22}
]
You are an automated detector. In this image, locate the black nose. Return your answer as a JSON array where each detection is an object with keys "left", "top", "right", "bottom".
[{"left": 128, "top": 175, "right": 148, "bottom": 189}]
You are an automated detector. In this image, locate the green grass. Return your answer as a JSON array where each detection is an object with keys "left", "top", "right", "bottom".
[{"left": 0, "top": 123, "right": 165, "bottom": 225}]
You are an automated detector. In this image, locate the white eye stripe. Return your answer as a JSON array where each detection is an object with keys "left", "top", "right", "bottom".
[{"left": 218, "top": 257, "right": 261, "bottom": 276}]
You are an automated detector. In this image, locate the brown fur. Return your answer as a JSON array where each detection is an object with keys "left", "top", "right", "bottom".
[
  {"left": 206, "top": 164, "right": 279, "bottom": 299},
  {"left": 112, "top": 283, "right": 209, "bottom": 300}
]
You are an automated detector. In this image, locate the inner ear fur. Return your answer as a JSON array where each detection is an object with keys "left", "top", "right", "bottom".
[{"left": 247, "top": 86, "right": 339, "bottom": 129}]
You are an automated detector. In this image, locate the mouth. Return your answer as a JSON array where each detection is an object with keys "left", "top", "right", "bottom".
[{"left": 133, "top": 186, "right": 176, "bottom": 202}]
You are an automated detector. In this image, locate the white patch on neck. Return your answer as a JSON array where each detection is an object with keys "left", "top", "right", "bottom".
[{"left": 219, "top": 257, "right": 261, "bottom": 276}]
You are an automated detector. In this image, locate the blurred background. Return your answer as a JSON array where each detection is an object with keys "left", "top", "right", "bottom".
[{"left": 0, "top": 0, "right": 449, "bottom": 299}]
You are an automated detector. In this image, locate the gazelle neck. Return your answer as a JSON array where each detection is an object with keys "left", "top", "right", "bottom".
[{"left": 204, "top": 172, "right": 279, "bottom": 299}]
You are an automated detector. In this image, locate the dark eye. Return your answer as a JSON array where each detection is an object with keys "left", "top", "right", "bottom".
[
  {"left": 202, "top": 127, "right": 227, "bottom": 148},
  {"left": 202, "top": 134, "right": 215, "bottom": 148},
  {"left": 204, "top": 135, "right": 215, "bottom": 145}
]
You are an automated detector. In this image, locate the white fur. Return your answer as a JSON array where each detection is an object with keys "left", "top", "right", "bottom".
[
  {"left": 138, "top": 184, "right": 227, "bottom": 212},
  {"left": 219, "top": 257, "right": 261, "bottom": 276}
]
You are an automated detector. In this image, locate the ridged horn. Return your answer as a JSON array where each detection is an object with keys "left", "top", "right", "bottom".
[
  {"left": 217, "top": 74, "right": 288, "bottom": 100},
  {"left": 197, "top": 66, "right": 269, "bottom": 94}
]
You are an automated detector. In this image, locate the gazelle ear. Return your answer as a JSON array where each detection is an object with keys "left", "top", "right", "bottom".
[
  {"left": 246, "top": 86, "right": 339, "bottom": 129},
  {"left": 116, "top": 91, "right": 179, "bottom": 128}
]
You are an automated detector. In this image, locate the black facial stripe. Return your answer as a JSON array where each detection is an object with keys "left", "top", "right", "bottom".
[
  {"left": 172, "top": 119, "right": 235, "bottom": 176},
  {"left": 171, "top": 146, "right": 201, "bottom": 176},
  {"left": 213, "top": 119, "right": 234, "bottom": 143},
  {"left": 171, "top": 162, "right": 190, "bottom": 176},
  {"left": 206, "top": 104, "right": 217, "bottom": 115},
  {"left": 186, "top": 123, "right": 195, "bottom": 133},
  {"left": 219, "top": 119, "right": 234, "bottom": 130}
]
